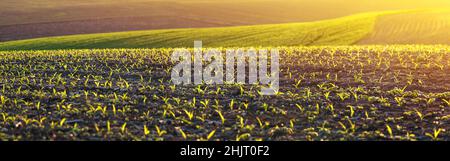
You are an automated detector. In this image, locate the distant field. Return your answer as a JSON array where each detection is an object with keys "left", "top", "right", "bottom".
[
  {"left": 1, "top": 9, "right": 450, "bottom": 50},
  {"left": 358, "top": 9, "right": 450, "bottom": 44},
  {"left": 2, "top": 0, "right": 450, "bottom": 41},
  {"left": 0, "top": 12, "right": 384, "bottom": 50}
]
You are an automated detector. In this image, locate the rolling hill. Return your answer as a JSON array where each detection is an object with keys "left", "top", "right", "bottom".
[
  {"left": 358, "top": 9, "right": 450, "bottom": 44},
  {"left": 0, "top": 9, "right": 449, "bottom": 50},
  {"left": 0, "top": 12, "right": 383, "bottom": 50},
  {"left": 2, "top": 0, "right": 450, "bottom": 41}
]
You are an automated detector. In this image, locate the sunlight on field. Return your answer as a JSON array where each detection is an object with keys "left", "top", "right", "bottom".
[
  {"left": 2, "top": 8, "right": 450, "bottom": 50},
  {"left": 0, "top": 11, "right": 391, "bottom": 50},
  {"left": 0, "top": 45, "right": 449, "bottom": 140},
  {"left": 1, "top": 0, "right": 450, "bottom": 142},
  {"left": 2, "top": 0, "right": 449, "bottom": 26},
  {"left": 2, "top": 0, "right": 450, "bottom": 42},
  {"left": 358, "top": 9, "right": 450, "bottom": 44}
]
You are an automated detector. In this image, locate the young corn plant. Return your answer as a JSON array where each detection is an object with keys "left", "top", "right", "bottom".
[
  {"left": 216, "top": 110, "right": 226, "bottom": 124},
  {"left": 60, "top": 118, "right": 66, "bottom": 127},
  {"left": 144, "top": 124, "right": 150, "bottom": 136},
  {"left": 256, "top": 117, "right": 264, "bottom": 129},
  {"left": 337, "top": 92, "right": 349, "bottom": 102},
  {"left": 121, "top": 122, "right": 127, "bottom": 134},
  {"left": 183, "top": 109, "right": 194, "bottom": 120},
  {"left": 347, "top": 105, "right": 355, "bottom": 118},
  {"left": 295, "top": 104, "right": 305, "bottom": 113},
  {"left": 442, "top": 99, "right": 450, "bottom": 107},
  {"left": 324, "top": 91, "right": 331, "bottom": 100},
  {"left": 207, "top": 129, "right": 216, "bottom": 141},
  {"left": 178, "top": 128, "right": 187, "bottom": 140},
  {"left": 107, "top": 120, "right": 111, "bottom": 134},
  {"left": 293, "top": 79, "right": 302, "bottom": 88},
  {"left": 290, "top": 119, "right": 295, "bottom": 129},
  {"left": 236, "top": 133, "right": 251, "bottom": 141},
  {"left": 200, "top": 99, "right": 210, "bottom": 108},
  {"left": 229, "top": 99, "right": 235, "bottom": 110},
  {"left": 155, "top": 125, "right": 167, "bottom": 137},
  {"left": 415, "top": 109, "right": 425, "bottom": 121},
  {"left": 425, "top": 128, "right": 443, "bottom": 141},
  {"left": 386, "top": 124, "right": 394, "bottom": 139}
]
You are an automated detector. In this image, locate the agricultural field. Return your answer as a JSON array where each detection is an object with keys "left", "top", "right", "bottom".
[
  {"left": 2, "top": 9, "right": 450, "bottom": 50},
  {"left": 1, "top": 0, "right": 450, "bottom": 41},
  {"left": 1, "top": 0, "right": 450, "bottom": 143},
  {"left": 359, "top": 9, "right": 450, "bottom": 44},
  {"left": 0, "top": 11, "right": 383, "bottom": 50},
  {"left": 0, "top": 46, "right": 449, "bottom": 141}
]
